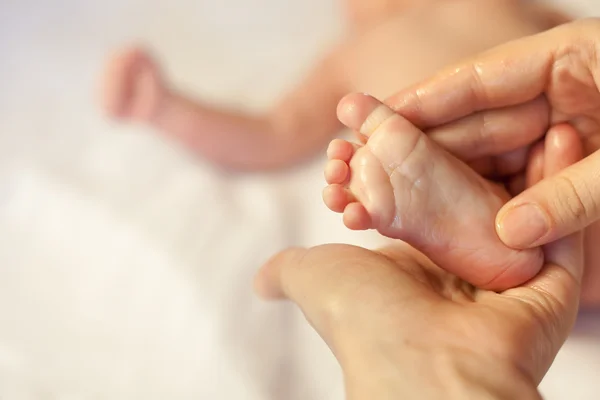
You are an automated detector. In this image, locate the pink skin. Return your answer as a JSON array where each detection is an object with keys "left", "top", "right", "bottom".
[
  {"left": 323, "top": 93, "right": 545, "bottom": 291},
  {"left": 98, "top": 0, "right": 412, "bottom": 171},
  {"left": 99, "top": 0, "right": 566, "bottom": 171},
  {"left": 343, "top": 0, "right": 430, "bottom": 31},
  {"left": 99, "top": 0, "right": 598, "bottom": 300}
]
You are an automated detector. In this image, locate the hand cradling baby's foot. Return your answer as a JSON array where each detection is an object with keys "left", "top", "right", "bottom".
[{"left": 323, "top": 93, "right": 543, "bottom": 291}]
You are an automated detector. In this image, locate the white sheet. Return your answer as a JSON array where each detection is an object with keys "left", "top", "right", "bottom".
[{"left": 0, "top": 0, "right": 598, "bottom": 398}]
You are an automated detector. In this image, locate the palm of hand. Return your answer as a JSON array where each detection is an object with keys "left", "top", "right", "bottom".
[{"left": 331, "top": 243, "right": 574, "bottom": 392}]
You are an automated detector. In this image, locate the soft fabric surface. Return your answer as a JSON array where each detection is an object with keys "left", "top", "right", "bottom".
[{"left": 0, "top": 0, "right": 598, "bottom": 398}]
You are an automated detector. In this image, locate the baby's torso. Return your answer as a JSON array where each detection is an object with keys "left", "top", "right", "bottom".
[{"left": 342, "top": 0, "right": 552, "bottom": 100}]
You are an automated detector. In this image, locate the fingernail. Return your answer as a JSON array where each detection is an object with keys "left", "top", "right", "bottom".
[{"left": 497, "top": 203, "right": 550, "bottom": 248}]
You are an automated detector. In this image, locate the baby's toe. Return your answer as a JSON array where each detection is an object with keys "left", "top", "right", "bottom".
[
  {"left": 337, "top": 93, "right": 395, "bottom": 137},
  {"left": 323, "top": 184, "right": 354, "bottom": 213},
  {"left": 324, "top": 159, "right": 350, "bottom": 185},
  {"left": 343, "top": 202, "right": 372, "bottom": 230},
  {"left": 327, "top": 139, "right": 356, "bottom": 162},
  {"left": 323, "top": 184, "right": 356, "bottom": 213}
]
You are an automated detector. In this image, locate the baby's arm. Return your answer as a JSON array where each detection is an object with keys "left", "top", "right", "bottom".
[{"left": 102, "top": 47, "right": 347, "bottom": 171}]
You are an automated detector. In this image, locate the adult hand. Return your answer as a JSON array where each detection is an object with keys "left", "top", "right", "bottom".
[
  {"left": 255, "top": 127, "right": 582, "bottom": 398},
  {"left": 254, "top": 126, "right": 583, "bottom": 399},
  {"left": 385, "top": 18, "right": 600, "bottom": 251},
  {"left": 255, "top": 234, "right": 581, "bottom": 399}
]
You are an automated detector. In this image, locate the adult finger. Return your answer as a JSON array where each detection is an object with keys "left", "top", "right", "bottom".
[
  {"left": 468, "top": 146, "right": 530, "bottom": 178},
  {"left": 384, "top": 19, "right": 596, "bottom": 128},
  {"left": 496, "top": 124, "right": 592, "bottom": 249},
  {"left": 502, "top": 141, "right": 546, "bottom": 196},
  {"left": 515, "top": 125, "right": 584, "bottom": 383},
  {"left": 525, "top": 141, "right": 546, "bottom": 189},
  {"left": 427, "top": 96, "right": 548, "bottom": 161},
  {"left": 540, "top": 124, "right": 585, "bottom": 281},
  {"left": 253, "top": 244, "right": 421, "bottom": 343}
]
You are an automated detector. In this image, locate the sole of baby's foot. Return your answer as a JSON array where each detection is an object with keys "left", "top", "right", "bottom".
[
  {"left": 323, "top": 93, "right": 543, "bottom": 291},
  {"left": 100, "top": 46, "right": 167, "bottom": 121}
]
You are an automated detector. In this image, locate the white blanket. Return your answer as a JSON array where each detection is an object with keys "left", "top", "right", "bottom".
[{"left": 0, "top": 0, "right": 598, "bottom": 398}]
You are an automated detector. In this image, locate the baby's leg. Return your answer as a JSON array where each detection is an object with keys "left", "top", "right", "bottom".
[
  {"left": 323, "top": 93, "right": 543, "bottom": 291},
  {"left": 100, "top": 47, "right": 347, "bottom": 171}
]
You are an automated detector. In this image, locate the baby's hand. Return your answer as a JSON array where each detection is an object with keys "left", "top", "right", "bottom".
[{"left": 99, "top": 47, "right": 166, "bottom": 121}]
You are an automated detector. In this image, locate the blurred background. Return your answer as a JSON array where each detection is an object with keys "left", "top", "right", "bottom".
[{"left": 0, "top": 0, "right": 598, "bottom": 398}]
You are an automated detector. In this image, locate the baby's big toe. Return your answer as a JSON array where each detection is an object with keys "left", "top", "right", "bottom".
[{"left": 337, "top": 93, "right": 397, "bottom": 138}]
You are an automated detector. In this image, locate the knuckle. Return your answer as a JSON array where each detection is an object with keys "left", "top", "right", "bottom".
[
  {"left": 467, "top": 63, "right": 490, "bottom": 109},
  {"left": 477, "top": 110, "right": 496, "bottom": 151},
  {"left": 558, "top": 18, "right": 600, "bottom": 65},
  {"left": 552, "top": 174, "right": 598, "bottom": 225},
  {"left": 572, "top": 17, "right": 600, "bottom": 33}
]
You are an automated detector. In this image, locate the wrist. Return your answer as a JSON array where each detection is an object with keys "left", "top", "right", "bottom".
[
  {"left": 435, "top": 350, "right": 542, "bottom": 400},
  {"left": 342, "top": 345, "right": 541, "bottom": 400}
]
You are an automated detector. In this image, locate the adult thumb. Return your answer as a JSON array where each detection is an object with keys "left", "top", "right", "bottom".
[{"left": 496, "top": 139, "right": 599, "bottom": 249}]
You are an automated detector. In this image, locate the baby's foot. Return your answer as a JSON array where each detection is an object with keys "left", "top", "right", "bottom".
[
  {"left": 323, "top": 93, "right": 543, "bottom": 291},
  {"left": 100, "top": 47, "right": 167, "bottom": 121}
]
